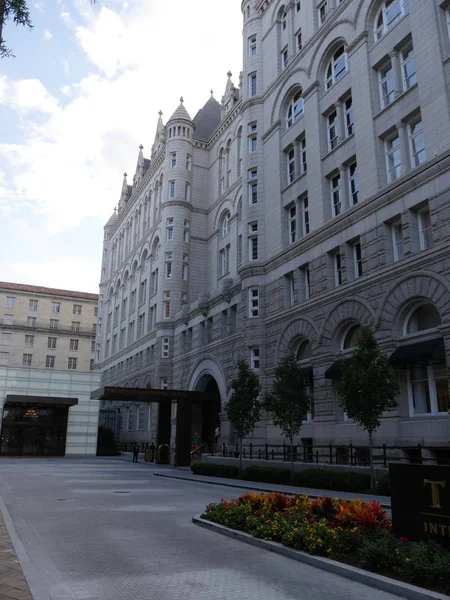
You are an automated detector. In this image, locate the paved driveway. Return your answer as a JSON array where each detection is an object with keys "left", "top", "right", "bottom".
[{"left": 0, "top": 458, "right": 404, "bottom": 600}]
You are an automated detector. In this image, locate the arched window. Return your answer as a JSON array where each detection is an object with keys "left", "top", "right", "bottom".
[
  {"left": 237, "top": 127, "right": 242, "bottom": 176},
  {"left": 237, "top": 196, "right": 242, "bottom": 223},
  {"left": 296, "top": 340, "right": 314, "bottom": 422},
  {"left": 405, "top": 304, "right": 441, "bottom": 335},
  {"left": 325, "top": 46, "right": 348, "bottom": 90},
  {"left": 375, "top": 0, "right": 408, "bottom": 42},
  {"left": 342, "top": 324, "right": 362, "bottom": 350},
  {"left": 281, "top": 8, "right": 287, "bottom": 31},
  {"left": 286, "top": 91, "right": 304, "bottom": 128},
  {"left": 220, "top": 210, "right": 231, "bottom": 237},
  {"left": 296, "top": 339, "right": 312, "bottom": 361}
]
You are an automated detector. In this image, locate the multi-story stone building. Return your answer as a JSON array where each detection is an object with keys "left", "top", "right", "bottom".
[
  {"left": 96, "top": 0, "right": 450, "bottom": 465},
  {"left": 0, "top": 282, "right": 100, "bottom": 456}
]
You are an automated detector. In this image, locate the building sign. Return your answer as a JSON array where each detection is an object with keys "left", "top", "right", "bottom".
[
  {"left": 390, "top": 464, "right": 450, "bottom": 545},
  {"left": 104, "top": 386, "right": 190, "bottom": 399}
]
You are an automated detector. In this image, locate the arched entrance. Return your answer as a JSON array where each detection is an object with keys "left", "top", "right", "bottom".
[{"left": 191, "top": 375, "right": 221, "bottom": 448}]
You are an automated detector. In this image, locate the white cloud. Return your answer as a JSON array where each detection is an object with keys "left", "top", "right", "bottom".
[
  {"left": 0, "top": 75, "right": 59, "bottom": 114},
  {"left": 60, "top": 85, "right": 72, "bottom": 96},
  {"left": 63, "top": 60, "right": 70, "bottom": 74},
  {"left": 43, "top": 29, "right": 53, "bottom": 40},
  {"left": 9, "top": 257, "right": 100, "bottom": 293}
]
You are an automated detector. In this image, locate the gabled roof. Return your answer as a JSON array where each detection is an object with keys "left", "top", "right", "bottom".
[
  {"left": 0, "top": 281, "right": 98, "bottom": 301},
  {"left": 193, "top": 97, "right": 221, "bottom": 140}
]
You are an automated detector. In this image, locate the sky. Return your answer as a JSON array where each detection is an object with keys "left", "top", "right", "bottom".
[{"left": 0, "top": 0, "right": 243, "bottom": 294}]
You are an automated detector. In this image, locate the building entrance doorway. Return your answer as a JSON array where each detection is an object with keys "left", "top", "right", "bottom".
[{"left": 192, "top": 375, "right": 221, "bottom": 450}]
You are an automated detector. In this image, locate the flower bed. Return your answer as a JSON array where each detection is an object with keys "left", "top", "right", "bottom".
[{"left": 202, "top": 492, "right": 450, "bottom": 595}]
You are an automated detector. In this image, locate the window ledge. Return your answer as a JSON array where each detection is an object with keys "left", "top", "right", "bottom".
[
  {"left": 321, "top": 133, "right": 355, "bottom": 162},
  {"left": 281, "top": 170, "right": 307, "bottom": 193},
  {"left": 370, "top": 13, "right": 410, "bottom": 50},
  {"left": 373, "top": 83, "right": 418, "bottom": 120},
  {"left": 320, "top": 70, "right": 350, "bottom": 102}
]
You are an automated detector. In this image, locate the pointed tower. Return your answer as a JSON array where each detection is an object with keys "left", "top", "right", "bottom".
[
  {"left": 133, "top": 145, "right": 146, "bottom": 186},
  {"left": 221, "top": 71, "right": 239, "bottom": 119},
  {"left": 117, "top": 172, "right": 132, "bottom": 214},
  {"left": 151, "top": 111, "right": 166, "bottom": 158}
]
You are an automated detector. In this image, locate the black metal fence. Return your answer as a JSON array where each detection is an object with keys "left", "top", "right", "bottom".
[{"left": 210, "top": 442, "right": 450, "bottom": 468}]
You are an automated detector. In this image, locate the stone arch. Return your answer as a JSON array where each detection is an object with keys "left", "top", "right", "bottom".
[
  {"left": 376, "top": 271, "right": 450, "bottom": 332},
  {"left": 133, "top": 378, "right": 140, "bottom": 388},
  {"left": 276, "top": 317, "right": 319, "bottom": 361},
  {"left": 270, "top": 70, "right": 309, "bottom": 125},
  {"left": 311, "top": 34, "right": 350, "bottom": 87},
  {"left": 214, "top": 199, "right": 234, "bottom": 231},
  {"left": 187, "top": 355, "right": 228, "bottom": 405},
  {"left": 269, "top": 0, "right": 287, "bottom": 27},
  {"left": 143, "top": 375, "right": 152, "bottom": 388},
  {"left": 319, "top": 298, "right": 375, "bottom": 344}
]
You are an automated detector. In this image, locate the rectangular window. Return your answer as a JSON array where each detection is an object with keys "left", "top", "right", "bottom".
[
  {"left": 161, "top": 337, "right": 170, "bottom": 358},
  {"left": 27, "top": 316, "right": 36, "bottom": 328},
  {"left": 22, "top": 354, "right": 32, "bottom": 367},
  {"left": 301, "top": 196, "right": 309, "bottom": 235},
  {"left": 183, "top": 219, "right": 190, "bottom": 242},
  {"left": 318, "top": 1, "right": 329, "bottom": 25},
  {"left": 1, "top": 333, "right": 11, "bottom": 345},
  {"left": 249, "top": 181, "right": 258, "bottom": 205},
  {"left": 166, "top": 217, "right": 174, "bottom": 240},
  {"left": 296, "top": 29, "right": 302, "bottom": 52},
  {"left": 353, "top": 242, "right": 363, "bottom": 278},
  {"left": 249, "top": 135, "right": 258, "bottom": 153},
  {"left": 90, "top": 359, "right": 94, "bottom": 371},
  {"left": 331, "top": 174, "right": 342, "bottom": 217},
  {"left": 401, "top": 44, "right": 417, "bottom": 91},
  {"left": 249, "top": 35, "right": 257, "bottom": 56},
  {"left": 185, "top": 182, "right": 191, "bottom": 201},
  {"left": 69, "top": 339, "right": 79, "bottom": 351},
  {"left": 170, "top": 152, "right": 177, "bottom": 167},
  {"left": 302, "top": 266, "right": 311, "bottom": 300},
  {"left": 408, "top": 365, "right": 449, "bottom": 416},
  {"left": 46, "top": 355, "right": 55, "bottom": 368},
  {"left": 248, "top": 122, "right": 257, "bottom": 133},
  {"left": 334, "top": 251, "right": 343, "bottom": 286},
  {"left": 249, "top": 73, "right": 257, "bottom": 97},
  {"left": 186, "top": 153, "right": 192, "bottom": 170},
  {"left": 94, "top": 306, "right": 98, "bottom": 316},
  {"left": 349, "top": 162, "right": 359, "bottom": 205},
  {"left": 3, "top": 314, "right": 13, "bottom": 325},
  {"left": 47, "top": 337, "right": 57, "bottom": 349},
  {"left": 288, "top": 205, "right": 296, "bottom": 244},
  {"left": 418, "top": 208, "right": 433, "bottom": 250},
  {"left": 163, "top": 291, "right": 171, "bottom": 319},
  {"left": 386, "top": 134, "right": 401, "bottom": 182},
  {"left": 91, "top": 340, "right": 96, "bottom": 352},
  {"left": 29, "top": 299, "right": 38, "bottom": 311},
  {"left": 287, "top": 148, "right": 295, "bottom": 184},
  {"left": 169, "top": 180, "right": 176, "bottom": 199},
  {"left": 408, "top": 119, "right": 425, "bottom": 168},
  {"left": 300, "top": 137, "right": 307, "bottom": 174},
  {"left": 71, "top": 321, "right": 80, "bottom": 332},
  {"left": 165, "top": 252, "right": 173, "bottom": 279},
  {"left": 93, "top": 323, "right": 97, "bottom": 335},
  {"left": 249, "top": 287, "right": 259, "bottom": 318},
  {"left": 6, "top": 296, "right": 16, "bottom": 308},
  {"left": 327, "top": 110, "right": 339, "bottom": 151},
  {"left": 285, "top": 272, "right": 295, "bottom": 306},
  {"left": 25, "top": 335, "right": 34, "bottom": 347},
  {"left": 281, "top": 48, "right": 288, "bottom": 70},
  {"left": 52, "top": 302, "right": 60, "bottom": 313},
  {"left": 68, "top": 357, "right": 77, "bottom": 370},
  {"left": 251, "top": 348, "right": 260, "bottom": 370},
  {"left": 392, "top": 220, "right": 404, "bottom": 261},
  {"left": 238, "top": 234, "right": 242, "bottom": 265},
  {"left": 182, "top": 254, "right": 189, "bottom": 280},
  {"left": 220, "top": 246, "right": 230, "bottom": 275},
  {"left": 379, "top": 62, "right": 394, "bottom": 108},
  {"left": 344, "top": 96, "right": 354, "bottom": 137},
  {"left": 0, "top": 352, "right": 8, "bottom": 366},
  {"left": 73, "top": 304, "right": 82, "bottom": 315},
  {"left": 249, "top": 222, "right": 258, "bottom": 261}
]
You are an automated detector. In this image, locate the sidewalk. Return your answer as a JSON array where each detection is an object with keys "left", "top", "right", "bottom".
[
  {"left": 152, "top": 469, "right": 391, "bottom": 508},
  {"left": 0, "top": 513, "right": 32, "bottom": 600}
]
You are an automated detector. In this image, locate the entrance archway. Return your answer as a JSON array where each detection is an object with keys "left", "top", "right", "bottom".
[{"left": 192, "top": 375, "right": 221, "bottom": 448}]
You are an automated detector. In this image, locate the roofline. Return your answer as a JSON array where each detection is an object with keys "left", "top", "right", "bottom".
[{"left": 0, "top": 281, "right": 99, "bottom": 301}]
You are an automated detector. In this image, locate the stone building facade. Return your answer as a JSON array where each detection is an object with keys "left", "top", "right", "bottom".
[
  {"left": 0, "top": 282, "right": 100, "bottom": 456},
  {"left": 98, "top": 0, "right": 450, "bottom": 462}
]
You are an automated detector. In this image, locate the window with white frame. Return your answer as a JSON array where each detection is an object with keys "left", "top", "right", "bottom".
[
  {"left": 342, "top": 324, "right": 363, "bottom": 350},
  {"left": 408, "top": 118, "right": 425, "bottom": 168},
  {"left": 27, "top": 316, "right": 36, "bottom": 328},
  {"left": 52, "top": 302, "right": 60, "bottom": 313},
  {"left": 344, "top": 96, "right": 354, "bottom": 137},
  {"left": 169, "top": 180, "right": 176, "bottom": 199},
  {"left": 249, "top": 35, "right": 257, "bottom": 56},
  {"left": 287, "top": 147, "right": 296, "bottom": 184},
  {"left": 299, "top": 137, "right": 307, "bottom": 174},
  {"left": 418, "top": 207, "right": 433, "bottom": 250},
  {"left": 405, "top": 303, "right": 441, "bottom": 336},
  {"left": 71, "top": 321, "right": 80, "bottom": 332},
  {"left": 29, "top": 299, "right": 38, "bottom": 311},
  {"left": 185, "top": 183, "right": 191, "bottom": 201},
  {"left": 248, "top": 222, "right": 258, "bottom": 261},
  {"left": 161, "top": 337, "right": 170, "bottom": 358},
  {"left": 408, "top": 365, "right": 449, "bottom": 416},
  {"left": 183, "top": 219, "right": 190, "bottom": 242},
  {"left": 170, "top": 152, "right": 177, "bottom": 167},
  {"left": 3, "top": 314, "right": 13, "bottom": 326},
  {"left": 375, "top": 0, "right": 409, "bottom": 41},
  {"left": 6, "top": 296, "right": 16, "bottom": 308},
  {"left": 327, "top": 110, "right": 339, "bottom": 151},
  {"left": 166, "top": 217, "right": 174, "bottom": 240},
  {"left": 248, "top": 170, "right": 258, "bottom": 204},
  {"left": 385, "top": 133, "right": 401, "bottom": 182},
  {"left": 47, "top": 337, "right": 57, "bottom": 349},
  {"left": 325, "top": 46, "right": 348, "bottom": 89},
  {"left": 288, "top": 205, "right": 296, "bottom": 244},
  {"left": 186, "top": 153, "right": 192, "bottom": 170},
  {"left": 331, "top": 174, "right": 342, "bottom": 216},
  {"left": 46, "top": 355, "right": 55, "bottom": 368},
  {"left": 302, "top": 265, "right": 311, "bottom": 300},
  {"left": 401, "top": 43, "right": 417, "bottom": 91},
  {"left": 333, "top": 251, "right": 343, "bottom": 286},
  {"left": 221, "top": 211, "right": 231, "bottom": 237},
  {"left": 249, "top": 287, "right": 259, "bottom": 317},
  {"left": 379, "top": 61, "right": 395, "bottom": 108},
  {"left": 281, "top": 47, "right": 288, "bottom": 70},
  {"left": 249, "top": 73, "right": 257, "bottom": 97},
  {"left": 296, "top": 29, "right": 302, "bottom": 52},
  {"left": 69, "top": 339, "right": 79, "bottom": 351},
  {"left": 238, "top": 234, "right": 243, "bottom": 265},
  {"left": 281, "top": 8, "right": 287, "bottom": 30},
  {"left": 392, "top": 219, "right": 404, "bottom": 261},
  {"left": 353, "top": 241, "right": 363, "bottom": 278},
  {"left": 349, "top": 162, "right": 359, "bottom": 205},
  {"left": 68, "top": 357, "right": 77, "bottom": 370},
  {"left": 285, "top": 272, "right": 295, "bottom": 306},
  {"left": 286, "top": 91, "right": 304, "bottom": 128},
  {"left": 163, "top": 291, "right": 171, "bottom": 318},
  {"left": 160, "top": 376, "right": 169, "bottom": 389},
  {"left": 23, "top": 353, "right": 32, "bottom": 367},
  {"left": 301, "top": 195, "right": 309, "bottom": 235},
  {"left": 251, "top": 347, "right": 260, "bottom": 370},
  {"left": 220, "top": 245, "right": 230, "bottom": 275},
  {"left": 318, "top": 1, "right": 329, "bottom": 25},
  {"left": 182, "top": 254, "right": 189, "bottom": 280},
  {"left": 164, "top": 252, "right": 173, "bottom": 279},
  {"left": 1, "top": 333, "right": 11, "bottom": 345},
  {"left": 248, "top": 122, "right": 257, "bottom": 134},
  {"left": 249, "top": 133, "right": 258, "bottom": 153},
  {"left": 25, "top": 335, "right": 34, "bottom": 347}
]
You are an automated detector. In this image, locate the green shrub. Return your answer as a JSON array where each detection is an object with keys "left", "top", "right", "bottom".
[
  {"left": 374, "top": 474, "right": 391, "bottom": 496},
  {"left": 293, "top": 469, "right": 370, "bottom": 493},
  {"left": 358, "top": 532, "right": 402, "bottom": 571},
  {"left": 191, "top": 462, "right": 239, "bottom": 478},
  {"left": 241, "top": 465, "right": 292, "bottom": 485},
  {"left": 396, "top": 540, "right": 450, "bottom": 586}
]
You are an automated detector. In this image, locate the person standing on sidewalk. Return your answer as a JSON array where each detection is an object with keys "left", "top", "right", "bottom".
[{"left": 132, "top": 443, "right": 139, "bottom": 463}]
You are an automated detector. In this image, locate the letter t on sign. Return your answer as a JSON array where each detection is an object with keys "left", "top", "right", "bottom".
[{"left": 424, "top": 479, "right": 446, "bottom": 509}]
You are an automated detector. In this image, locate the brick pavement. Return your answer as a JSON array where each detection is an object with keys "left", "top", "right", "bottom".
[{"left": 0, "top": 513, "right": 32, "bottom": 600}]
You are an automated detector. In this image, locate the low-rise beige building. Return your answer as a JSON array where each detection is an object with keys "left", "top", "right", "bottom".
[{"left": 0, "top": 282, "right": 101, "bottom": 456}]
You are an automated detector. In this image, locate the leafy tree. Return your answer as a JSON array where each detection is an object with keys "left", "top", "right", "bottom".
[
  {"left": 263, "top": 355, "right": 311, "bottom": 472},
  {"left": 226, "top": 359, "right": 260, "bottom": 476},
  {"left": 336, "top": 325, "right": 399, "bottom": 489}
]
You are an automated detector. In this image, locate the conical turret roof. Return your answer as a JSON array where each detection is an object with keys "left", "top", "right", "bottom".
[
  {"left": 167, "top": 97, "right": 192, "bottom": 123},
  {"left": 105, "top": 207, "right": 118, "bottom": 228}
]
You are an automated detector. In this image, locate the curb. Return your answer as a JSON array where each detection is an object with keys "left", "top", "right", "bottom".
[
  {"left": 192, "top": 516, "right": 449, "bottom": 600},
  {"left": 154, "top": 472, "right": 391, "bottom": 509}
]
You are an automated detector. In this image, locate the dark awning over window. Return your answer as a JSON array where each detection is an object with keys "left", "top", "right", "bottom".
[
  {"left": 388, "top": 338, "right": 445, "bottom": 368},
  {"left": 5, "top": 395, "right": 78, "bottom": 407},
  {"left": 324, "top": 357, "right": 353, "bottom": 380}
]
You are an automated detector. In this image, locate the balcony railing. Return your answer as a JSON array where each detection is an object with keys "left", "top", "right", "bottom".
[{"left": 0, "top": 319, "right": 96, "bottom": 336}]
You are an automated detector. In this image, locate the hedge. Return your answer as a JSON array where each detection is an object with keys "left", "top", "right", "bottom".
[{"left": 191, "top": 462, "right": 239, "bottom": 478}]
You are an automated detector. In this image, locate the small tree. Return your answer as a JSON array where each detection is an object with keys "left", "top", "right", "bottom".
[
  {"left": 0, "top": 0, "right": 32, "bottom": 58},
  {"left": 226, "top": 359, "right": 261, "bottom": 476},
  {"left": 337, "top": 325, "right": 399, "bottom": 489},
  {"left": 263, "top": 355, "right": 311, "bottom": 473}
]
